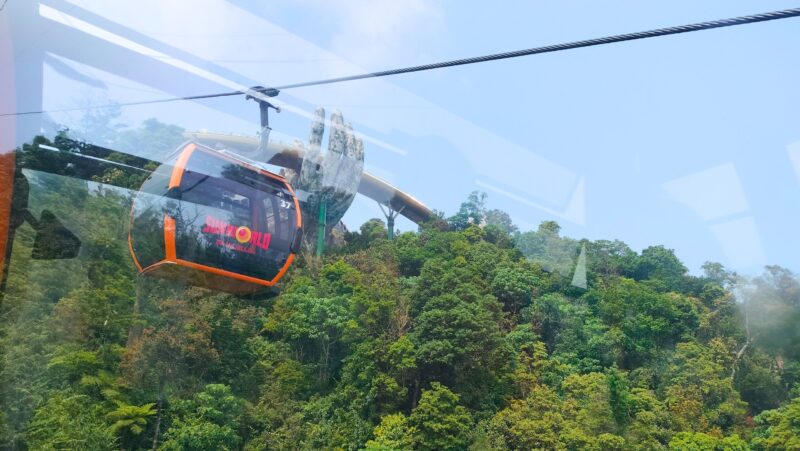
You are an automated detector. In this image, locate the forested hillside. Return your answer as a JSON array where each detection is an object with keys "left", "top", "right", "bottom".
[{"left": 2, "top": 137, "right": 800, "bottom": 450}]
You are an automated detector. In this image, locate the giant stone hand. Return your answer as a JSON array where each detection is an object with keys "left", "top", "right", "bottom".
[{"left": 283, "top": 108, "right": 364, "bottom": 253}]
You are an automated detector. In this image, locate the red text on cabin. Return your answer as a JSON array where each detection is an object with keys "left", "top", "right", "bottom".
[{"left": 201, "top": 215, "right": 271, "bottom": 252}]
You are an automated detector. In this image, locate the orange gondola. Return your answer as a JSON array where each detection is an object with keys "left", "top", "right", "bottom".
[{"left": 128, "top": 141, "right": 302, "bottom": 294}]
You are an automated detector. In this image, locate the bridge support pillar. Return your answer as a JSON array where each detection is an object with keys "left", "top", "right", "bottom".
[{"left": 378, "top": 203, "right": 404, "bottom": 240}]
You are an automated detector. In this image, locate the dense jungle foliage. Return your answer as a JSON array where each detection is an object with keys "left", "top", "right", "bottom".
[{"left": 2, "top": 135, "right": 800, "bottom": 450}]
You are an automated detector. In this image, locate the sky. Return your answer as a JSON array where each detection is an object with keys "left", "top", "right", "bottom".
[{"left": 3, "top": 0, "right": 800, "bottom": 276}]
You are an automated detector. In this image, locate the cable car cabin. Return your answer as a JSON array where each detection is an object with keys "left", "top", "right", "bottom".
[{"left": 129, "top": 142, "right": 303, "bottom": 294}]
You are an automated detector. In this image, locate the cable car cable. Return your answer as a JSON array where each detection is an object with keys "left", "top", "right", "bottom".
[
  {"left": 2, "top": 6, "right": 799, "bottom": 117},
  {"left": 274, "top": 7, "right": 800, "bottom": 90}
]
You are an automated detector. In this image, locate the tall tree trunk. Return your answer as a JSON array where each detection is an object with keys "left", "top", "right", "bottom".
[
  {"left": 731, "top": 339, "right": 751, "bottom": 381},
  {"left": 410, "top": 376, "right": 420, "bottom": 410},
  {"left": 151, "top": 376, "right": 165, "bottom": 450},
  {"left": 127, "top": 275, "right": 145, "bottom": 348},
  {"left": 319, "top": 340, "right": 331, "bottom": 384},
  {"left": 731, "top": 303, "right": 752, "bottom": 381}
]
